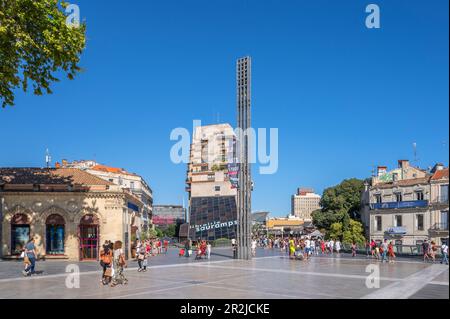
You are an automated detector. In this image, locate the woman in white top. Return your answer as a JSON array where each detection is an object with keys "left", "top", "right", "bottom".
[
  {"left": 335, "top": 240, "right": 341, "bottom": 254},
  {"left": 111, "top": 240, "right": 127, "bottom": 287},
  {"left": 251, "top": 239, "right": 257, "bottom": 257}
]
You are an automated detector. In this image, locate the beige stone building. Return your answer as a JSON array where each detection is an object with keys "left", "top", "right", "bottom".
[
  {"left": 291, "top": 188, "right": 321, "bottom": 221},
  {"left": 0, "top": 168, "right": 143, "bottom": 260},
  {"left": 361, "top": 161, "right": 449, "bottom": 246}
]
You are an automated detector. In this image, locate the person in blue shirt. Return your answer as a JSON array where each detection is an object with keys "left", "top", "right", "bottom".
[{"left": 23, "top": 237, "right": 37, "bottom": 276}]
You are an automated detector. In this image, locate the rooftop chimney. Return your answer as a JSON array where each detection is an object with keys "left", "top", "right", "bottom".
[
  {"left": 377, "top": 166, "right": 387, "bottom": 177},
  {"left": 398, "top": 160, "right": 409, "bottom": 169}
]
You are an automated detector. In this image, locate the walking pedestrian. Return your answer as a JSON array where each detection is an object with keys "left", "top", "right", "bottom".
[
  {"left": 381, "top": 239, "right": 388, "bottom": 263},
  {"left": 365, "top": 240, "right": 371, "bottom": 258},
  {"left": 351, "top": 242, "right": 357, "bottom": 257},
  {"left": 251, "top": 239, "right": 257, "bottom": 257},
  {"left": 206, "top": 241, "right": 211, "bottom": 259},
  {"left": 440, "top": 242, "right": 449, "bottom": 265},
  {"left": 335, "top": 240, "right": 341, "bottom": 254},
  {"left": 22, "top": 237, "right": 37, "bottom": 277},
  {"left": 100, "top": 240, "right": 113, "bottom": 285},
  {"left": 137, "top": 244, "right": 147, "bottom": 272},
  {"left": 422, "top": 240, "right": 430, "bottom": 262},
  {"left": 388, "top": 241, "right": 396, "bottom": 263},
  {"left": 111, "top": 240, "right": 128, "bottom": 287}
]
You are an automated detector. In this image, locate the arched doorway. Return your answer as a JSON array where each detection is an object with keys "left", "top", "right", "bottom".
[
  {"left": 46, "top": 214, "right": 65, "bottom": 255},
  {"left": 11, "top": 213, "right": 30, "bottom": 255},
  {"left": 79, "top": 214, "right": 99, "bottom": 260}
]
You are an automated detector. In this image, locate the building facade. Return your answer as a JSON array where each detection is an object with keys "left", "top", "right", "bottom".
[
  {"left": 57, "top": 160, "right": 153, "bottom": 235},
  {"left": 152, "top": 205, "right": 186, "bottom": 229},
  {"left": 291, "top": 188, "right": 321, "bottom": 221},
  {"left": 185, "top": 124, "right": 238, "bottom": 241},
  {"left": 0, "top": 168, "right": 143, "bottom": 260},
  {"left": 361, "top": 160, "right": 449, "bottom": 246}
]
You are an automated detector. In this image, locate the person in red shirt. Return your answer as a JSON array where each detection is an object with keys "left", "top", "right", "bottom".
[
  {"left": 163, "top": 239, "right": 169, "bottom": 254},
  {"left": 388, "top": 241, "right": 396, "bottom": 263}
]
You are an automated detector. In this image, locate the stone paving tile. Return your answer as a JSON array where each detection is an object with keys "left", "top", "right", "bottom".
[
  {"left": 410, "top": 284, "right": 449, "bottom": 299},
  {"left": 0, "top": 249, "right": 448, "bottom": 299}
]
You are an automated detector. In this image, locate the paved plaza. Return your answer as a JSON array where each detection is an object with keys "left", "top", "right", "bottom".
[{"left": 0, "top": 248, "right": 448, "bottom": 299}]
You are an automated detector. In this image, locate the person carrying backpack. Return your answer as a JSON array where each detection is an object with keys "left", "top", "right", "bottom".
[{"left": 100, "top": 240, "right": 113, "bottom": 285}]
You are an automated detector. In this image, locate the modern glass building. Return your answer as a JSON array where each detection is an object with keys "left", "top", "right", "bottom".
[{"left": 188, "top": 196, "right": 237, "bottom": 241}]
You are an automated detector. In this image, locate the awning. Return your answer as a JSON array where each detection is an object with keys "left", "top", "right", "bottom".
[{"left": 127, "top": 202, "right": 139, "bottom": 212}]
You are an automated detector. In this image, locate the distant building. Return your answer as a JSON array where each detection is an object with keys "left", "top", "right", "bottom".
[
  {"left": 361, "top": 160, "right": 449, "bottom": 246},
  {"left": 291, "top": 188, "right": 321, "bottom": 221},
  {"left": 153, "top": 205, "right": 186, "bottom": 229},
  {"left": 266, "top": 216, "right": 304, "bottom": 236},
  {"left": 251, "top": 211, "right": 269, "bottom": 226}
]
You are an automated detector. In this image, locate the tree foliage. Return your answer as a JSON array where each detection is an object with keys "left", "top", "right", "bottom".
[
  {"left": 342, "top": 219, "right": 366, "bottom": 245},
  {"left": 0, "top": 0, "right": 86, "bottom": 107},
  {"left": 312, "top": 178, "right": 364, "bottom": 231}
]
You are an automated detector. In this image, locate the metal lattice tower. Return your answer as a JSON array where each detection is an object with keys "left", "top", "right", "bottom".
[{"left": 236, "top": 56, "right": 252, "bottom": 260}]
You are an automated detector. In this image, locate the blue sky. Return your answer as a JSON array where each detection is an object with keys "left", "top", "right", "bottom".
[{"left": 0, "top": 0, "right": 448, "bottom": 216}]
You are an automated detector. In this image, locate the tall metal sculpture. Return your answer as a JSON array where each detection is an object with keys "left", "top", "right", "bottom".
[{"left": 236, "top": 56, "right": 252, "bottom": 259}]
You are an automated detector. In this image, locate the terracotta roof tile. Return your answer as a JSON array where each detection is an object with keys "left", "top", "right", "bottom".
[
  {"left": 0, "top": 168, "right": 113, "bottom": 186},
  {"left": 431, "top": 168, "right": 449, "bottom": 180}
]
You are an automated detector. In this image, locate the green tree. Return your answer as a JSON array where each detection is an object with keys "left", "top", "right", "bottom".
[
  {"left": 163, "top": 224, "right": 177, "bottom": 238},
  {"left": 328, "top": 222, "right": 343, "bottom": 240},
  {"left": 0, "top": 0, "right": 86, "bottom": 107},
  {"left": 312, "top": 178, "right": 364, "bottom": 231},
  {"left": 342, "top": 219, "right": 365, "bottom": 245}
]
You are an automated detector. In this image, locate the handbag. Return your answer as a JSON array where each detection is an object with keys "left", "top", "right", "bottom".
[
  {"left": 138, "top": 254, "right": 145, "bottom": 261},
  {"left": 20, "top": 251, "right": 25, "bottom": 258},
  {"left": 104, "top": 268, "right": 112, "bottom": 277}
]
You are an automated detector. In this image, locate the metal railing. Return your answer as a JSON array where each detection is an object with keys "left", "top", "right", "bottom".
[
  {"left": 430, "top": 223, "right": 449, "bottom": 231},
  {"left": 431, "top": 196, "right": 449, "bottom": 204},
  {"left": 341, "top": 243, "right": 444, "bottom": 257}
]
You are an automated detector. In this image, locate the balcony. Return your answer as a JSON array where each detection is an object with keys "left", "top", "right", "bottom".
[
  {"left": 370, "top": 200, "right": 428, "bottom": 210},
  {"left": 429, "top": 223, "right": 449, "bottom": 237},
  {"left": 430, "top": 195, "right": 449, "bottom": 206}
]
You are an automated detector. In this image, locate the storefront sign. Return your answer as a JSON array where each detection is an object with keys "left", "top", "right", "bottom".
[{"left": 190, "top": 220, "right": 238, "bottom": 233}]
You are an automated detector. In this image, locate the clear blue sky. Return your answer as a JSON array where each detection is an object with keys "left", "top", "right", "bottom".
[{"left": 1, "top": 0, "right": 448, "bottom": 216}]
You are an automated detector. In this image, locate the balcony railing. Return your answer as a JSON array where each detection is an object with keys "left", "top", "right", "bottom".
[
  {"left": 370, "top": 200, "right": 428, "bottom": 210},
  {"left": 430, "top": 223, "right": 449, "bottom": 231},
  {"left": 431, "top": 195, "right": 449, "bottom": 204}
]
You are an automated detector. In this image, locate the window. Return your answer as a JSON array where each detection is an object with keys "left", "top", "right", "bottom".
[
  {"left": 375, "top": 216, "right": 382, "bottom": 231},
  {"left": 214, "top": 186, "right": 220, "bottom": 192},
  {"left": 440, "top": 185, "right": 449, "bottom": 203},
  {"left": 441, "top": 211, "right": 448, "bottom": 230},
  {"left": 416, "top": 191, "right": 424, "bottom": 201},
  {"left": 130, "top": 182, "right": 135, "bottom": 190},
  {"left": 416, "top": 214, "right": 424, "bottom": 231},
  {"left": 375, "top": 194, "right": 382, "bottom": 204},
  {"left": 394, "top": 240, "right": 402, "bottom": 246},
  {"left": 395, "top": 193, "right": 402, "bottom": 202},
  {"left": 109, "top": 179, "right": 114, "bottom": 183},
  {"left": 395, "top": 215, "right": 402, "bottom": 227}
]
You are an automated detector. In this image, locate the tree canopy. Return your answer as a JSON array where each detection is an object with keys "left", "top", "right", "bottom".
[
  {"left": 312, "top": 178, "right": 364, "bottom": 231},
  {"left": 0, "top": 0, "right": 86, "bottom": 107}
]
